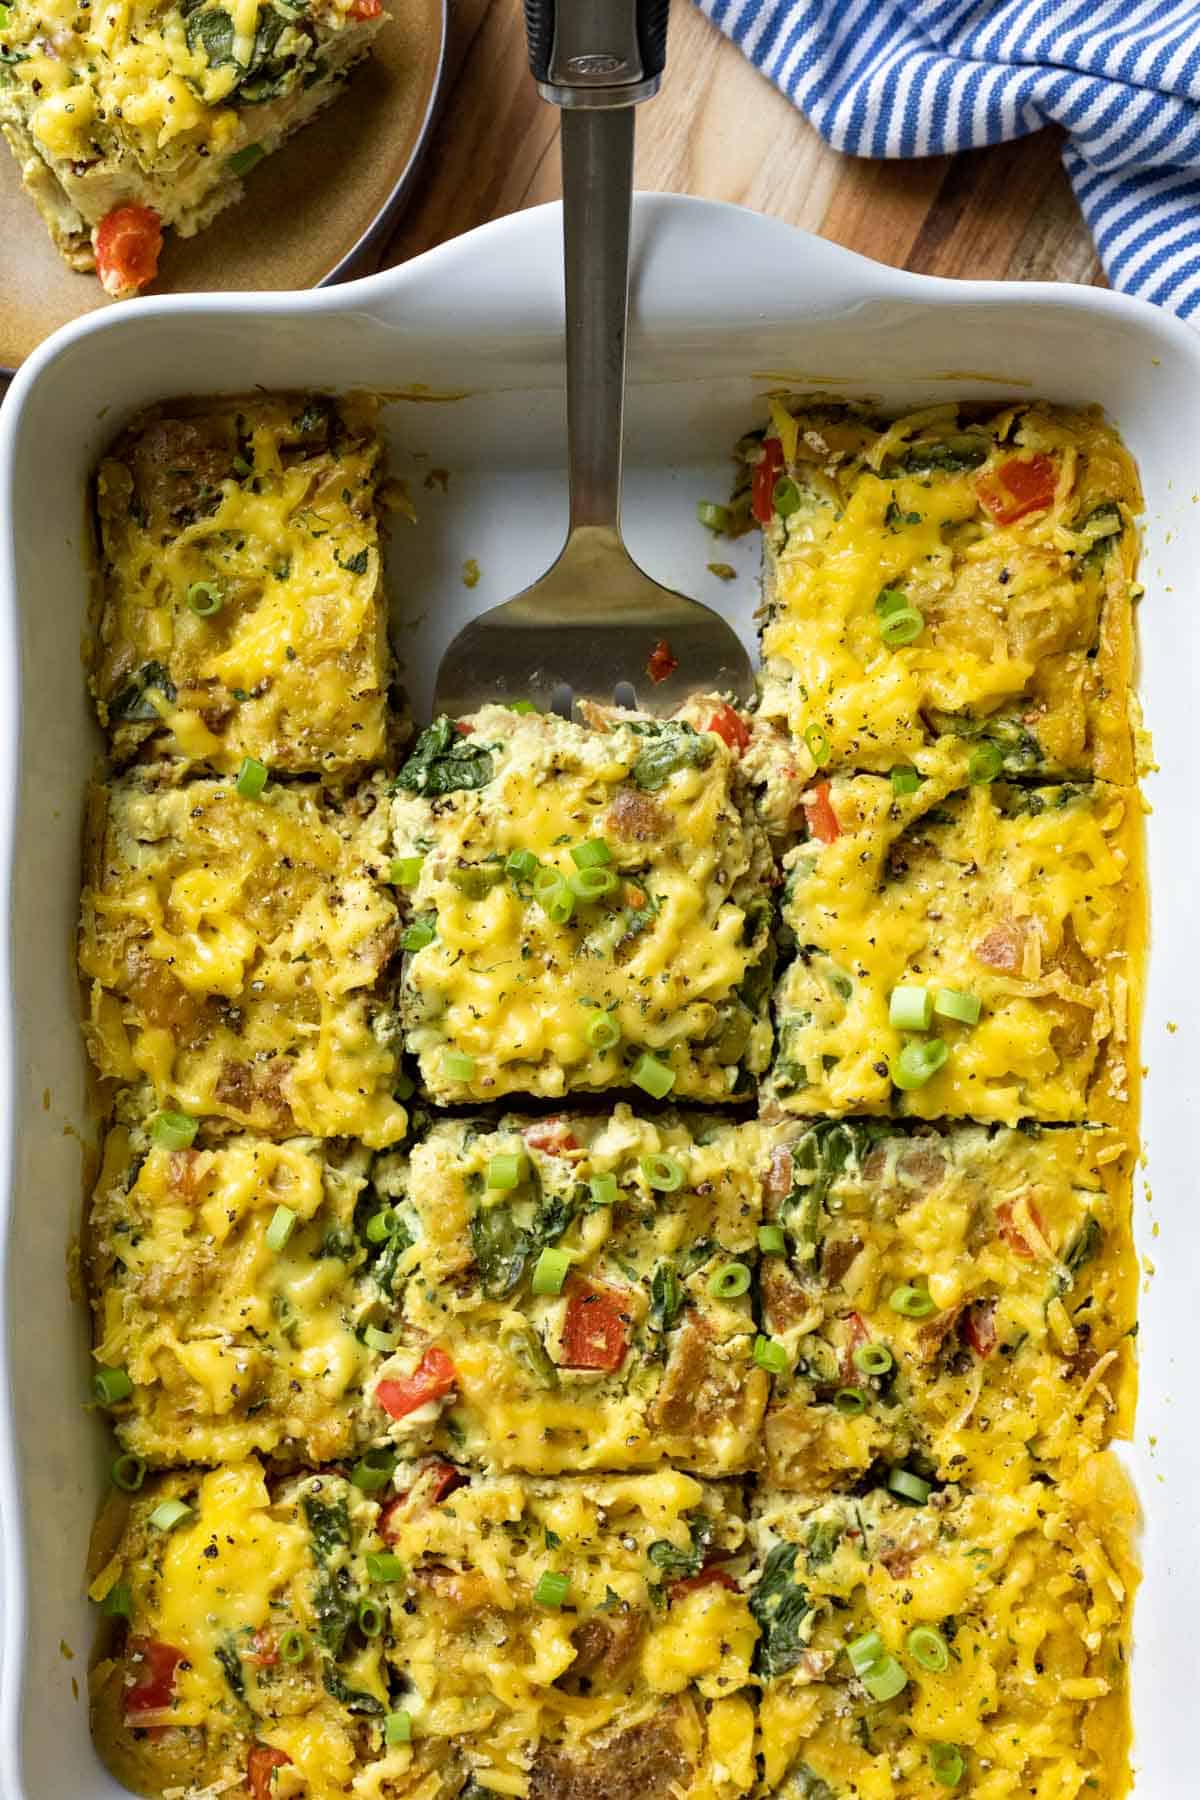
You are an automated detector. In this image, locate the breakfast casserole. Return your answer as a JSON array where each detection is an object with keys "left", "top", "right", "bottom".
[
  {"left": 0, "top": 0, "right": 388, "bottom": 297},
  {"left": 743, "top": 401, "right": 1141, "bottom": 838},
  {"left": 76, "top": 391, "right": 1147, "bottom": 1800},
  {"left": 361, "top": 1106, "right": 769, "bottom": 1476},
  {"left": 91, "top": 394, "right": 393, "bottom": 778},
  {"left": 78, "top": 769, "right": 407, "bottom": 1148},
  {"left": 391, "top": 702, "right": 773, "bottom": 1105}
]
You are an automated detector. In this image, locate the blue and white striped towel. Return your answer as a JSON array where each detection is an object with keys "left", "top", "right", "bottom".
[{"left": 696, "top": 0, "right": 1200, "bottom": 316}]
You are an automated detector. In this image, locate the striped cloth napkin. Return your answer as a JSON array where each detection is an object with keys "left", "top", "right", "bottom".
[{"left": 696, "top": 0, "right": 1200, "bottom": 316}]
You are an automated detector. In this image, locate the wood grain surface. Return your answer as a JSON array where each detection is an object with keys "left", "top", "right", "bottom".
[{"left": 385, "top": 0, "right": 1103, "bottom": 288}]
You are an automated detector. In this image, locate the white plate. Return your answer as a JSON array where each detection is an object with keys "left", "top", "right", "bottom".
[{"left": 0, "top": 195, "right": 1195, "bottom": 1796}]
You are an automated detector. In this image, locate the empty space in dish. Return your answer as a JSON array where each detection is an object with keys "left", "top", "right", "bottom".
[{"left": 0, "top": 196, "right": 1198, "bottom": 1796}]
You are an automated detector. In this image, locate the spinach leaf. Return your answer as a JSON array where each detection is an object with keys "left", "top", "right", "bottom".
[
  {"left": 649, "top": 1261, "right": 686, "bottom": 1334},
  {"left": 804, "top": 1518, "right": 842, "bottom": 1571},
  {"left": 781, "top": 1122, "right": 886, "bottom": 1263},
  {"left": 630, "top": 723, "right": 713, "bottom": 792},
  {"left": 322, "top": 1661, "right": 384, "bottom": 1715},
  {"left": 336, "top": 548, "right": 370, "bottom": 576},
  {"left": 923, "top": 707, "right": 1043, "bottom": 774},
  {"left": 886, "top": 440, "right": 988, "bottom": 475},
  {"left": 371, "top": 1212, "right": 414, "bottom": 1299},
  {"left": 186, "top": 6, "right": 237, "bottom": 67},
  {"left": 791, "top": 1768, "right": 837, "bottom": 1800},
  {"left": 395, "top": 718, "right": 496, "bottom": 797},
  {"left": 311, "top": 1568, "right": 356, "bottom": 1658},
  {"left": 109, "top": 660, "right": 176, "bottom": 722},
  {"left": 648, "top": 1516, "right": 712, "bottom": 1579},
  {"left": 1056, "top": 1214, "right": 1102, "bottom": 1292},
  {"left": 750, "top": 1541, "right": 813, "bottom": 1679},
  {"left": 303, "top": 1493, "right": 351, "bottom": 1562},
  {"left": 470, "top": 1202, "right": 535, "bottom": 1298},
  {"left": 215, "top": 1637, "right": 246, "bottom": 1702}
]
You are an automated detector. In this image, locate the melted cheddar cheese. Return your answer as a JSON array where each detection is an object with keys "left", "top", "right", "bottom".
[
  {"left": 754, "top": 1121, "right": 1136, "bottom": 1495},
  {"left": 0, "top": 0, "right": 386, "bottom": 264},
  {"left": 392, "top": 705, "right": 773, "bottom": 1103},
  {"left": 365, "top": 1108, "right": 768, "bottom": 1476},
  {"left": 79, "top": 772, "right": 407, "bottom": 1147},
  {"left": 767, "top": 744, "right": 1140, "bottom": 1125},
  {"left": 88, "top": 1114, "right": 376, "bottom": 1465},
  {"left": 92, "top": 395, "right": 393, "bottom": 776},
  {"left": 747, "top": 402, "right": 1141, "bottom": 834}
]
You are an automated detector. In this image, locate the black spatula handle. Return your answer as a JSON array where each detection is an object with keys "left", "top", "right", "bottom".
[{"left": 524, "top": 0, "right": 670, "bottom": 106}]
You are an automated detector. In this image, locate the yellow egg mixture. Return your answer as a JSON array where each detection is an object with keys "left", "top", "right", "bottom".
[{"left": 78, "top": 395, "right": 1145, "bottom": 1800}]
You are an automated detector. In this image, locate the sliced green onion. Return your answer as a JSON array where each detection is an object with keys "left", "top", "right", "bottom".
[
  {"left": 847, "top": 1631, "right": 886, "bottom": 1677},
  {"left": 880, "top": 607, "right": 924, "bottom": 647},
  {"left": 531, "top": 1247, "right": 570, "bottom": 1296},
  {"left": 570, "top": 838, "right": 612, "bottom": 870},
  {"left": 265, "top": 1205, "right": 296, "bottom": 1253},
  {"left": 364, "top": 1326, "right": 397, "bottom": 1353},
  {"left": 890, "top": 765, "right": 922, "bottom": 798},
  {"left": 111, "top": 1453, "right": 146, "bottom": 1492},
  {"left": 708, "top": 1261, "right": 751, "bottom": 1299},
  {"left": 853, "top": 1342, "right": 894, "bottom": 1377},
  {"left": 568, "top": 866, "right": 618, "bottom": 902},
  {"left": 93, "top": 1366, "right": 133, "bottom": 1407},
  {"left": 586, "top": 1012, "right": 621, "bottom": 1052},
  {"left": 889, "top": 1284, "right": 936, "bottom": 1319},
  {"left": 185, "top": 580, "right": 223, "bottom": 617},
  {"left": 150, "top": 1110, "right": 197, "bottom": 1152},
  {"left": 390, "top": 856, "right": 424, "bottom": 888},
  {"left": 889, "top": 1038, "right": 948, "bottom": 1091},
  {"left": 533, "top": 866, "right": 565, "bottom": 901},
  {"left": 279, "top": 1628, "right": 307, "bottom": 1663},
  {"left": 506, "top": 699, "right": 537, "bottom": 714},
  {"left": 758, "top": 1225, "right": 786, "bottom": 1255},
  {"left": 441, "top": 1051, "right": 476, "bottom": 1084},
  {"left": 929, "top": 1744, "right": 965, "bottom": 1788},
  {"left": 350, "top": 1448, "right": 397, "bottom": 1491},
  {"left": 697, "top": 499, "right": 732, "bottom": 534},
  {"left": 533, "top": 1569, "right": 570, "bottom": 1608},
  {"left": 546, "top": 885, "right": 576, "bottom": 924},
  {"left": 385, "top": 1710, "right": 413, "bottom": 1745},
  {"left": 862, "top": 1654, "right": 909, "bottom": 1702},
  {"left": 906, "top": 1625, "right": 949, "bottom": 1672},
  {"left": 235, "top": 756, "right": 268, "bottom": 799},
  {"left": 101, "top": 1583, "right": 133, "bottom": 1620},
  {"left": 934, "top": 987, "right": 981, "bottom": 1026},
  {"left": 366, "top": 1207, "right": 399, "bottom": 1244},
  {"left": 888, "top": 985, "right": 932, "bottom": 1031},
  {"left": 589, "top": 1173, "right": 618, "bottom": 1207},
  {"left": 640, "top": 1153, "right": 684, "bottom": 1192},
  {"left": 365, "top": 1551, "right": 406, "bottom": 1584},
  {"left": 835, "top": 1387, "right": 867, "bottom": 1415},
  {"left": 448, "top": 864, "right": 504, "bottom": 899},
  {"left": 148, "top": 1498, "right": 193, "bottom": 1533},
  {"left": 228, "top": 141, "right": 265, "bottom": 177},
  {"left": 487, "top": 1152, "right": 525, "bottom": 1190},
  {"left": 875, "top": 588, "right": 908, "bottom": 618},
  {"left": 888, "top": 1467, "right": 933, "bottom": 1505},
  {"left": 773, "top": 476, "right": 803, "bottom": 517},
  {"left": 357, "top": 1598, "right": 385, "bottom": 1637},
  {"left": 506, "top": 848, "right": 539, "bottom": 878},
  {"left": 753, "top": 1335, "right": 788, "bottom": 1375},
  {"left": 630, "top": 1053, "right": 675, "bottom": 1099},
  {"left": 804, "top": 723, "right": 830, "bottom": 767},
  {"left": 968, "top": 742, "right": 1004, "bottom": 784},
  {"left": 400, "top": 917, "right": 436, "bottom": 952}
]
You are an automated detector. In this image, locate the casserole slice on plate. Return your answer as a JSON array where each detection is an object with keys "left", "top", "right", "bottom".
[{"left": 0, "top": 0, "right": 388, "bottom": 296}]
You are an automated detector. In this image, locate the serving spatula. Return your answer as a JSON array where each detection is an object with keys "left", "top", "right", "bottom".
[{"left": 432, "top": 0, "right": 755, "bottom": 719}]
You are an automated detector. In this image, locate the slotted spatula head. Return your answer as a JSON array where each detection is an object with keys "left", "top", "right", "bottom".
[{"left": 432, "top": 1, "right": 754, "bottom": 721}]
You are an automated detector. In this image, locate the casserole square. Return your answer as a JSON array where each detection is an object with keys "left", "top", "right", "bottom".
[
  {"left": 754, "top": 1120, "right": 1136, "bottom": 1493},
  {"left": 359, "top": 1106, "right": 768, "bottom": 1476},
  {"left": 87, "top": 1458, "right": 432, "bottom": 1799},
  {"left": 749, "top": 1463, "right": 1136, "bottom": 1799},
  {"left": 0, "top": 3, "right": 387, "bottom": 290},
  {"left": 372, "top": 1466, "right": 758, "bottom": 1800},
  {"left": 391, "top": 702, "right": 774, "bottom": 1105},
  {"left": 87, "top": 1111, "right": 376, "bottom": 1467},
  {"left": 91, "top": 393, "right": 393, "bottom": 777},
  {"left": 747, "top": 400, "right": 1141, "bottom": 832},
  {"left": 765, "top": 744, "right": 1141, "bottom": 1125},
  {"left": 78, "top": 771, "right": 408, "bottom": 1147}
]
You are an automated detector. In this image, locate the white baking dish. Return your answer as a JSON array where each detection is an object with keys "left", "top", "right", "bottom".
[{"left": 0, "top": 195, "right": 1195, "bottom": 1797}]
